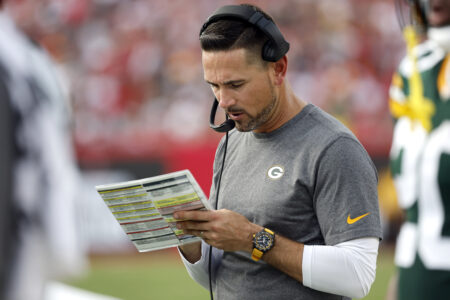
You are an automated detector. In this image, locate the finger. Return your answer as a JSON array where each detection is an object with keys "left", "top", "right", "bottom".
[
  {"left": 174, "top": 210, "right": 212, "bottom": 221},
  {"left": 176, "top": 220, "right": 204, "bottom": 231},
  {"left": 199, "top": 230, "right": 213, "bottom": 242},
  {"left": 183, "top": 229, "right": 207, "bottom": 239}
]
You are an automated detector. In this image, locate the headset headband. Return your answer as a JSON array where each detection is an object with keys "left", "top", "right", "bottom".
[{"left": 200, "top": 5, "right": 290, "bottom": 62}]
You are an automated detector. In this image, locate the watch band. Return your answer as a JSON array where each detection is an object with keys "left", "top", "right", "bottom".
[{"left": 251, "top": 248, "right": 264, "bottom": 261}]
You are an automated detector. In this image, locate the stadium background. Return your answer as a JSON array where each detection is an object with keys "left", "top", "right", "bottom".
[{"left": 8, "top": 0, "right": 404, "bottom": 298}]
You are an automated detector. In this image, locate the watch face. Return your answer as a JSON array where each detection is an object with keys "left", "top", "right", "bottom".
[{"left": 254, "top": 231, "right": 274, "bottom": 251}]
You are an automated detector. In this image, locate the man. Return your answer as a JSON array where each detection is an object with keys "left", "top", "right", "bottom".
[
  {"left": 175, "top": 4, "right": 382, "bottom": 299},
  {"left": 0, "top": 1, "right": 85, "bottom": 299},
  {"left": 388, "top": 0, "right": 450, "bottom": 299}
]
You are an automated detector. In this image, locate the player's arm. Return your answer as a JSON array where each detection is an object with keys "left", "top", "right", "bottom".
[
  {"left": 176, "top": 209, "right": 378, "bottom": 298},
  {"left": 178, "top": 241, "right": 201, "bottom": 263},
  {"left": 178, "top": 211, "right": 304, "bottom": 282},
  {"left": 178, "top": 241, "right": 215, "bottom": 290}
]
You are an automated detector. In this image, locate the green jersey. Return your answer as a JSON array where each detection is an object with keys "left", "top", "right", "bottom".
[{"left": 389, "top": 39, "right": 450, "bottom": 300}]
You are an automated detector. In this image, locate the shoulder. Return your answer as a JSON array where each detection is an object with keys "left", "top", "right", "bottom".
[
  {"left": 289, "top": 105, "right": 371, "bottom": 170},
  {"left": 398, "top": 40, "right": 446, "bottom": 78},
  {"left": 306, "top": 106, "right": 374, "bottom": 166},
  {"left": 303, "top": 105, "right": 359, "bottom": 147}
]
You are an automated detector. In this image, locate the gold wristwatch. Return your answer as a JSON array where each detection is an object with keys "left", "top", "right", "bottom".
[{"left": 251, "top": 228, "right": 275, "bottom": 261}]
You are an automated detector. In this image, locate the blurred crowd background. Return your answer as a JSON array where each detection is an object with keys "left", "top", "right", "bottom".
[{"left": 7, "top": 0, "right": 404, "bottom": 253}]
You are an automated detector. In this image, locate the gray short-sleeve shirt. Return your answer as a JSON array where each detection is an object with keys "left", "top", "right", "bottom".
[{"left": 209, "top": 104, "right": 382, "bottom": 300}]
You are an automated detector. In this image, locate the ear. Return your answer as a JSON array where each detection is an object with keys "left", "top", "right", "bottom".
[{"left": 272, "top": 55, "right": 287, "bottom": 86}]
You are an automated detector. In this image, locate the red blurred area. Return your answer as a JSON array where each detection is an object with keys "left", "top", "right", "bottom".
[{"left": 7, "top": 0, "right": 404, "bottom": 193}]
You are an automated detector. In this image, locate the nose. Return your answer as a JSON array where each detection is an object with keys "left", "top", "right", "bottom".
[{"left": 217, "top": 89, "right": 235, "bottom": 109}]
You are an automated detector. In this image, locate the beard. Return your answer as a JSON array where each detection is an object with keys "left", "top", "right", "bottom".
[{"left": 231, "top": 80, "right": 277, "bottom": 132}]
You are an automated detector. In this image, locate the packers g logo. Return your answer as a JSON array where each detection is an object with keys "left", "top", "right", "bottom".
[{"left": 267, "top": 165, "right": 284, "bottom": 180}]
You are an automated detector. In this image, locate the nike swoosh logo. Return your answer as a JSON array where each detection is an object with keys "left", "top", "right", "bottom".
[{"left": 347, "top": 213, "right": 370, "bottom": 224}]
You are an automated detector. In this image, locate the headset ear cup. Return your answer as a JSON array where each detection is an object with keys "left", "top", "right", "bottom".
[{"left": 262, "top": 40, "right": 277, "bottom": 62}]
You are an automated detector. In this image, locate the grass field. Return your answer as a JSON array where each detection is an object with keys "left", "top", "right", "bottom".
[{"left": 67, "top": 244, "right": 395, "bottom": 300}]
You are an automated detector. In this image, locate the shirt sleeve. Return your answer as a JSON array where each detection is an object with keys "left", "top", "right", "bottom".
[
  {"left": 302, "top": 237, "right": 379, "bottom": 299},
  {"left": 314, "top": 136, "right": 382, "bottom": 245},
  {"left": 178, "top": 241, "right": 224, "bottom": 291}
]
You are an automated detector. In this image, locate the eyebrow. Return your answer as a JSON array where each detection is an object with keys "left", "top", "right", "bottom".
[{"left": 206, "top": 79, "right": 245, "bottom": 86}]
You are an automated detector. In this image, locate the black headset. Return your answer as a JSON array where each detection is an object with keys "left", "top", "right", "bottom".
[{"left": 203, "top": 5, "right": 290, "bottom": 132}]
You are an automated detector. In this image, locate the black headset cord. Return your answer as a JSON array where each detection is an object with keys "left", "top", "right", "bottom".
[{"left": 209, "top": 130, "right": 229, "bottom": 300}]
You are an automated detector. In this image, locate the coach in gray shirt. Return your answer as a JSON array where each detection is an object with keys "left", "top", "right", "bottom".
[{"left": 175, "top": 4, "right": 382, "bottom": 300}]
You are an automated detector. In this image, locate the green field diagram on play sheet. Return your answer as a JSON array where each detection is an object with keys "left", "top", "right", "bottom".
[{"left": 96, "top": 169, "right": 211, "bottom": 252}]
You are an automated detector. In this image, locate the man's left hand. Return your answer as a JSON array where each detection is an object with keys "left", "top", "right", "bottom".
[{"left": 174, "top": 209, "right": 262, "bottom": 253}]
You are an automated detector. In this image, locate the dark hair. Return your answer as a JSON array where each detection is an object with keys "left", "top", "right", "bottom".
[{"left": 199, "top": 4, "right": 274, "bottom": 65}]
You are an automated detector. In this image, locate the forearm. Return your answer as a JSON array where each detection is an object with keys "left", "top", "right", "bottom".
[
  {"left": 178, "top": 241, "right": 209, "bottom": 290},
  {"left": 303, "top": 237, "right": 379, "bottom": 298},
  {"left": 261, "top": 234, "right": 304, "bottom": 282},
  {"left": 178, "top": 241, "right": 224, "bottom": 290},
  {"left": 179, "top": 241, "right": 202, "bottom": 263},
  {"left": 262, "top": 235, "right": 378, "bottom": 299}
]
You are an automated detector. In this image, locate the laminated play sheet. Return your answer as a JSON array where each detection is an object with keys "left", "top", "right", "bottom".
[{"left": 96, "top": 170, "right": 211, "bottom": 252}]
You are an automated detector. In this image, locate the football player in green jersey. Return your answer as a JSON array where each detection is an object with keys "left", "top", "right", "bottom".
[{"left": 389, "top": 0, "right": 450, "bottom": 299}]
